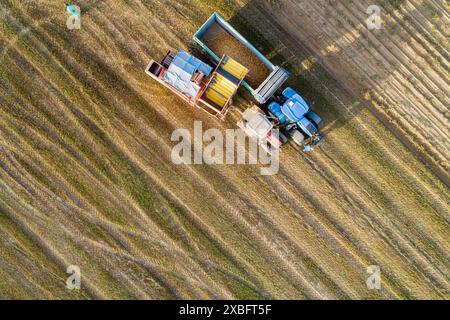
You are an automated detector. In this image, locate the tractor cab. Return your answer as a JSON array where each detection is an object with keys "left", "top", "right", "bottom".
[
  {"left": 237, "top": 107, "right": 285, "bottom": 153},
  {"left": 279, "top": 87, "right": 309, "bottom": 122},
  {"left": 268, "top": 87, "right": 322, "bottom": 136}
]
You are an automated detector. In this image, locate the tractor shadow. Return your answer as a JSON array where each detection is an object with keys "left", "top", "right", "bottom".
[
  {"left": 222, "top": 0, "right": 431, "bottom": 138},
  {"left": 222, "top": 0, "right": 367, "bottom": 137}
]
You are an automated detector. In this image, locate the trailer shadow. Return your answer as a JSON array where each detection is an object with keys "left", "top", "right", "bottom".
[
  {"left": 224, "top": 0, "right": 450, "bottom": 136},
  {"left": 224, "top": 0, "right": 368, "bottom": 137},
  {"left": 222, "top": 1, "right": 450, "bottom": 186}
]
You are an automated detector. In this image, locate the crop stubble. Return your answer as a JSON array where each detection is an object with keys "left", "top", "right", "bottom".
[{"left": 0, "top": 0, "right": 448, "bottom": 299}]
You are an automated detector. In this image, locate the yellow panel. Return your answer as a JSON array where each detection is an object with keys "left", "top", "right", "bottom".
[
  {"left": 221, "top": 57, "right": 248, "bottom": 80},
  {"left": 204, "top": 59, "right": 243, "bottom": 108},
  {"left": 205, "top": 88, "right": 227, "bottom": 107},
  {"left": 210, "top": 80, "right": 233, "bottom": 97},
  {"left": 215, "top": 74, "right": 236, "bottom": 90},
  {"left": 208, "top": 93, "right": 226, "bottom": 107},
  {"left": 213, "top": 74, "right": 237, "bottom": 94}
]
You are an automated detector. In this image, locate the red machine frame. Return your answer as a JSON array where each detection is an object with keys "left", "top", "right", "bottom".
[{"left": 145, "top": 52, "right": 245, "bottom": 121}]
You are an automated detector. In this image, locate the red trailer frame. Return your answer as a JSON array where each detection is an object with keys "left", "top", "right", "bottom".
[{"left": 145, "top": 52, "right": 245, "bottom": 121}]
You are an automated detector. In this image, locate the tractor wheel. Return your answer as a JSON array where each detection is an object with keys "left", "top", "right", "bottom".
[
  {"left": 306, "top": 111, "right": 324, "bottom": 130},
  {"left": 288, "top": 129, "right": 305, "bottom": 146}
]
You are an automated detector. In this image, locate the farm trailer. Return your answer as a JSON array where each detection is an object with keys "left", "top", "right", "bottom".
[
  {"left": 194, "top": 12, "right": 290, "bottom": 104},
  {"left": 194, "top": 13, "right": 324, "bottom": 151},
  {"left": 145, "top": 49, "right": 287, "bottom": 153}
]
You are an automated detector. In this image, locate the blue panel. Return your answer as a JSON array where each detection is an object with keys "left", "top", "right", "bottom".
[
  {"left": 176, "top": 50, "right": 190, "bottom": 61},
  {"left": 173, "top": 51, "right": 213, "bottom": 77},
  {"left": 184, "top": 63, "right": 196, "bottom": 75},
  {"left": 268, "top": 101, "right": 287, "bottom": 123},
  {"left": 172, "top": 56, "right": 186, "bottom": 70},
  {"left": 162, "top": 51, "right": 214, "bottom": 98},
  {"left": 197, "top": 63, "right": 212, "bottom": 76},
  {"left": 282, "top": 87, "right": 297, "bottom": 99}
]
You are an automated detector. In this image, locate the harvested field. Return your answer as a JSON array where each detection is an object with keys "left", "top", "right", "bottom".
[
  {"left": 0, "top": 0, "right": 449, "bottom": 300},
  {"left": 252, "top": 0, "right": 450, "bottom": 181},
  {"left": 201, "top": 23, "right": 271, "bottom": 87}
]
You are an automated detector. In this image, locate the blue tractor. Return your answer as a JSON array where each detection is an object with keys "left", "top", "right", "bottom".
[
  {"left": 267, "top": 87, "right": 323, "bottom": 151},
  {"left": 194, "top": 13, "right": 324, "bottom": 153}
]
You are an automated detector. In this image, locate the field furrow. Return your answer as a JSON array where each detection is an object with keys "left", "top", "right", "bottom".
[{"left": 0, "top": 0, "right": 448, "bottom": 299}]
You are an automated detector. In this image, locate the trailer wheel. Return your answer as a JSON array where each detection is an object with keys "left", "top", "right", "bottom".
[{"left": 278, "top": 131, "right": 288, "bottom": 144}]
